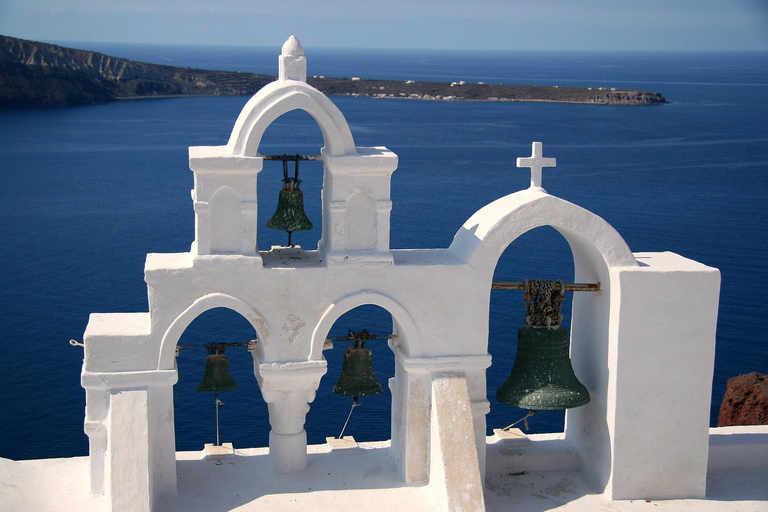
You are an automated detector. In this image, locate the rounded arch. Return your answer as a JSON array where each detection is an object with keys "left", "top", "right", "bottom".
[
  {"left": 309, "top": 291, "right": 421, "bottom": 360},
  {"left": 449, "top": 189, "right": 637, "bottom": 277},
  {"left": 158, "top": 292, "right": 271, "bottom": 370},
  {"left": 227, "top": 81, "right": 356, "bottom": 157}
]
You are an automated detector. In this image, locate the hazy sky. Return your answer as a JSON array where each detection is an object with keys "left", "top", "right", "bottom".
[{"left": 1, "top": 0, "right": 767, "bottom": 51}]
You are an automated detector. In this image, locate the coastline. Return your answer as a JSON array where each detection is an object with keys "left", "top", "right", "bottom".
[
  {"left": 1, "top": 34, "right": 667, "bottom": 108},
  {"left": 115, "top": 93, "right": 667, "bottom": 106}
]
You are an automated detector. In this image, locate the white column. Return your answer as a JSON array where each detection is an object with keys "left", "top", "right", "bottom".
[
  {"left": 84, "top": 420, "right": 107, "bottom": 495},
  {"left": 264, "top": 391, "right": 313, "bottom": 473},
  {"left": 255, "top": 360, "right": 327, "bottom": 473},
  {"left": 83, "top": 388, "right": 110, "bottom": 495},
  {"left": 192, "top": 198, "right": 211, "bottom": 255},
  {"left": 241, "top": 200, "right": 259, "bottom": 254}
]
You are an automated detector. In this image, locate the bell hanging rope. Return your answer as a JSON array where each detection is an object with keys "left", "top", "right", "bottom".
[
  {"left": 496, "top": 280, "right": 590, "bottom": 411},
  {"left": 266, "top": 155, "right": 313, "bottom": 246}
]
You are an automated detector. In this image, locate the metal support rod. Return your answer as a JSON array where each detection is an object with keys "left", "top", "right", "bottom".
[
  {"left": 502, "top": 410, "right": 536, "bottom": 432},
  {"left": 261, "top": 154, "right": 323, "bottom": 161},
  {"left": 338, "top": 397, "right": 361, "bottom": 439},
  {"left": 214, "top": 392, "right": 222, "bottom": 446},
  {"left": 492, "top": 281, "right": 601, "bottom": 292},
  {"left": 177, "top": 341, "right": 254, "bottom": 352},
  {"left": 325, "top": 331, "right": 398, "bottom": 344}
]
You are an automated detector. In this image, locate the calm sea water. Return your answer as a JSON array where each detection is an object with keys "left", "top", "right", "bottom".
[{"left": 1, "top": 44, "right": 766, "bottom": 459}]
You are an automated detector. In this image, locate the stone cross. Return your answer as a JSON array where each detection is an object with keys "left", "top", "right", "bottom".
[{"left": 517, "top": 142, "right": 556, "bottom": 189}]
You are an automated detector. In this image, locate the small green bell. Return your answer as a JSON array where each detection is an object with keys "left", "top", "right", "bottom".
[
  {"left": 496, "top": 326, "right": 590, "bottom": 410},
  {"left": 266, "top": 156, "right": 312, "bottom": 245},
  {"left": 198, "top": 353, "right": 238, "bottom": 392},
  {"left": 333, "top": 346, "right": 383, "bottom": 398}
]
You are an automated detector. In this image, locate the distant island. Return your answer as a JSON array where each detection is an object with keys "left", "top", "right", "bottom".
[{"left": 0, "top": 35, "right": 667, "bottom": 108}]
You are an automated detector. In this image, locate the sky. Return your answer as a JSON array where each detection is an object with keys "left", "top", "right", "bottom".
[{"left": 1, "top": 0, "right": 767, "bottom": 51}]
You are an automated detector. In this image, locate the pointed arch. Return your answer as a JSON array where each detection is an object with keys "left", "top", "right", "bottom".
[
  {"left": 227, "top": 81, "right": 356, "bottom": 157},
  {"left": 158, "top": 293, "right": 271, "bottom": 370}
]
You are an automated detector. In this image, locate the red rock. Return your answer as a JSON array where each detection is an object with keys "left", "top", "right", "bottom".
[{"left": 717, "top": 372, "right": 768, "bottom": 427}]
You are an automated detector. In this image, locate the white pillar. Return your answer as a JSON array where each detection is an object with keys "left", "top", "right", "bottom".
[
  {"left": 255, "top": 360, "right": 327, "bottom": 473},
  {"left": 392, "top": 349, "right": 491, "bottom": 483},
  {"left": 390, "top": 358, "right": 431, "bottom": 482},
  {"left": 606, "top": 252, "right": 720, "bottom": 499},
  {"left": 107, "top": 389, "right": 152, "bottom": 512},
  {"left": 430, "top": 372, "right": 485, "bottom": 512},
  {"left": 147, "top": 383, "right": 177, "bottom": 509},
  {"left": 83, "top": 387, "right": 109, "bottom": 495},
  {"left": 84, "top": 420, "right": 107, "bottom": 495},
  {"left": 82, "top": 370, "right": 179, "bottom": 512}
]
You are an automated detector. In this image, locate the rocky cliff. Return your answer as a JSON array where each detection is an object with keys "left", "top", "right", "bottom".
[
  {"left": 718, "top": 372, "right": 768, "bottom": 426},
  {"left": 0, "top": 34, "right": 666, "bottom": 108},
  {"left": 0, "top": 35, "right": 273, "bottom": 107}
]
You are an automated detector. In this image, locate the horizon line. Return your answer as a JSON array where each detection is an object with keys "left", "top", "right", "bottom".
[{"left": 4, "top": 33, "right": 766, "bottom": 54}]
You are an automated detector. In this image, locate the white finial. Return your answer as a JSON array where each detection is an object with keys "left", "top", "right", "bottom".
[
  {"left": 517, "top": 142, "right": 556, "bottom": 190},
  {"left": 278, "top": 36, "right": 307, "bottom": 82},
  {"left": 281, "top": 35, "right": 304, "bottom": 57}
]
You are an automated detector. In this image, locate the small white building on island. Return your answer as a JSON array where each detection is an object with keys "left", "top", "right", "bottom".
[{"left": 1, "top": 36, "right": 766, "bottom": 512}]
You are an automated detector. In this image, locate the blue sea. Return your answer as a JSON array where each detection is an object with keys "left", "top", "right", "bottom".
[{"left": 1, "top": 43, "right": 767, "bottom": 460}]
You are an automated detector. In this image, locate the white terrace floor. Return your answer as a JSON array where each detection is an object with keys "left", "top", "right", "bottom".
[{"left": 2, "top": 431, "right": 767, "bottom": 512}]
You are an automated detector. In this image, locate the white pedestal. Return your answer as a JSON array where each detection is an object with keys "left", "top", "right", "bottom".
[
  {"left": 203, "top": 443, "right": 234, "bottom": 460},
  {"left": 326, "top": 436, "right": 358, "bottom": 449}
]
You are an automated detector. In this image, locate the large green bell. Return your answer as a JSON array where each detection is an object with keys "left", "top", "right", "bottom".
[
  {"left": 198, "top": 354, "right": 238, "bottom": 392},
  {"left": 496, "top": 326, "right": 590, "bottom": 410},
  {"left": 266, "top": 178, "right": 313, "bottom": 233},
  {"left": 266, "top": 157, "right": 312, "bottom": 245},
  {"left": 332, "top": 346, "right": 383, "bottom": 398}
]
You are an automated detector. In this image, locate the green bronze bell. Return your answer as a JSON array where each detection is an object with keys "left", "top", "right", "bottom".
[
  {"left": 496, "top": 326, "right": 590, "bottom": 410},
  {"left": 198, "top": 353, "right": 238, "bottom": 392},
  {"left": 333, "top": 346, "right": 383, "bottom": 398},
  {"left": 266, "top": 156, "right": 312, "bottom": 245}
]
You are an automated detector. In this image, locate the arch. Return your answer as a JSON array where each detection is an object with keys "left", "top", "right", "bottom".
[
  {"left": 449, "top": 189, "right": 637, "bottom": 276},
  {"left": 227, "top": 81, "right": 356, "bottom": 157},
  {"left": 158, "top": 292, "right": 271, "bottom": 370},
  {"left": 309, "top": 291, "right": 421, "bottom": 360},
  {"left": 209, "top": 186, "right": 242, "bottom": 253}
]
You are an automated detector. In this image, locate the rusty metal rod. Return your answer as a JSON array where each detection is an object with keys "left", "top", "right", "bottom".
[
  {"left": 492, "top": 281, "right": 601, "bottom": 292},
  {"left": 261, "top": 154, "right": 323, "bottom": 161}
]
